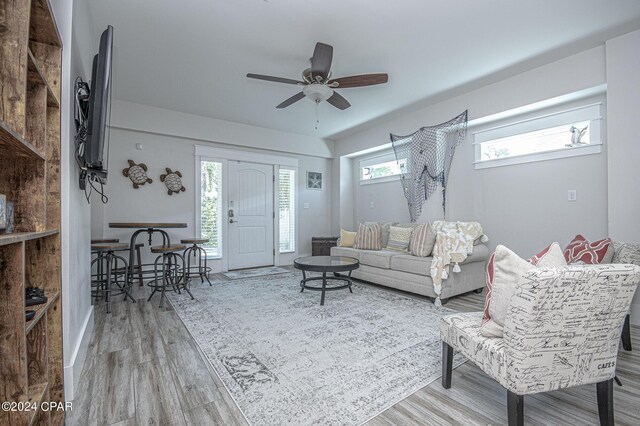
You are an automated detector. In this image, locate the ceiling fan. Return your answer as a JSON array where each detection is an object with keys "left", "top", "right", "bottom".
[{"left": 247, "top": 42, "right": 388, "bottom": 111}]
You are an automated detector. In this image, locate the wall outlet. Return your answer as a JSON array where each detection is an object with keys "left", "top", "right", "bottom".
[
  {"left": 369, "top": 201, "right": 375, "bottom": 209},
  {"left": 568, "top": 189, "right": 577, "bottom": 201},
  {"left": 303, "top": 202, "right": 310, "bottom": 209}
]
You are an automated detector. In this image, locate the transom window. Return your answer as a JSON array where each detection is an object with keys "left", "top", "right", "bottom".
[
  {"left": 474, "top": 103, "right": 602, "bottom": 169},
  {"left": 359, "top": 152, "right": 407, "bottom": 183}
]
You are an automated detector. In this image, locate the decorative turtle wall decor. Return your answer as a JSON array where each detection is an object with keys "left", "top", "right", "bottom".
[
  {"left": 160, "top": 168, "right": 186, "bottom": 195},
  {"left": 122, "top": 160, "right": 153, "bottom": 188}
]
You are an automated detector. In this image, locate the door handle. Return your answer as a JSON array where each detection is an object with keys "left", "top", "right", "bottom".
[{"left": 229, "top": 218, "right": 237, "bottom": 223}]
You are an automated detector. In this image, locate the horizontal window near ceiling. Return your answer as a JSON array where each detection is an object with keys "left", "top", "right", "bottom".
[
  {"left": 359, "top": 152, "right": 407, "bottom": 184},
  {"left": 474, "top": 103, "right": 603, "bottom": 169}
]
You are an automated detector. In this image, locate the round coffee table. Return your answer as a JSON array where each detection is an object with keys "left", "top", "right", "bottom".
[{"left": 293, "top": 256, "right": 359, "bottom": 305}]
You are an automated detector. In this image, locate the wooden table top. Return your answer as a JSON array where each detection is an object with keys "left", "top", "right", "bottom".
[{"left": 108, "top": 222, "right": 188, "bottom": 229}]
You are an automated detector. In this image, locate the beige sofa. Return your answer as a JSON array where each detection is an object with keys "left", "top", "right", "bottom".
[{"left": 330, "top": 239, "right": 489, "bottom": 303}]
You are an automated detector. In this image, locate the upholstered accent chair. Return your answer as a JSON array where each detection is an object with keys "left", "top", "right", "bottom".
[{"left": 440, "top": 264, "right": 640, "bottom": 426}]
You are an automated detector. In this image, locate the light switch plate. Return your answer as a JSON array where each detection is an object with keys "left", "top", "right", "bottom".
[{"left": 303, "top": 203, "right": 310, "bottom": 209}]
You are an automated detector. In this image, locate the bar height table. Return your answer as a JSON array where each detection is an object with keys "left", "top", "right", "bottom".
[{"left": 108, "top": 222, "right": 188, "bottom": 287}]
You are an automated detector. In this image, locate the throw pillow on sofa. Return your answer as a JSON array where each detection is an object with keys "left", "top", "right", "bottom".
[
  {"left": 481, "top": 242, "right": 566, "bottom": 338},
  {"left": 386, "top": 226, "right": 414, "bottom": 252},
  {"left": 564, "top": 234, "right": 614, "bottom": 264},
  {"left": 338, "top": 229, "right": 357, "bottom": 247},
  {"left": 365, "top": 221, "right": 396, "bottom": 248},
  {"left": 410, "top": 223, "right": 436, "bottom": 257},
  {"left": 355, "top": 222, "right": 382, "bottom": 250}
]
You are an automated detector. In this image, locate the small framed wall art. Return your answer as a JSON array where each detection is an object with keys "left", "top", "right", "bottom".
[{"left": 306, "top": 171, "right": 323, "bottom": 190}]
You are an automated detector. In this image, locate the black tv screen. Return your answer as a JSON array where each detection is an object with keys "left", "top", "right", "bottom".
[{"left": 85, "top": 25, "right": 113, "bottom": 177}]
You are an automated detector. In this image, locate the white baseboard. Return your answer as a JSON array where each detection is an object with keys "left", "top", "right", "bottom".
[
  {"left": 64, "top": 306, "right": 94, "bottom": 401},
  {"left": 631, "top": 303, "right": 640, "bottom": 326}
]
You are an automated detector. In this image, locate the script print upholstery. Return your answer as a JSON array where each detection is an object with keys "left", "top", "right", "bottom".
[{"left": 442, "top": 264, "right": 640, "bottom": 395}]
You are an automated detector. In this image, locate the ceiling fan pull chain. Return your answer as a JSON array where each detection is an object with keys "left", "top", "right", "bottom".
[{"left": 315, "top": 99, "right": 320, "bottom": 130}]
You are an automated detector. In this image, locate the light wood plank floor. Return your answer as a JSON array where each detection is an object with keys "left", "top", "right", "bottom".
[{"left": 67, "top": 271, "right": 640, "bottom": 425}]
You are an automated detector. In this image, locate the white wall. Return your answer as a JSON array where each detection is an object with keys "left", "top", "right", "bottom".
[
  {"left": 110, "top": 100, "right": 334, "bottom": 158},
  {"left": 93, "top": 102, "right": 333, "bottom": 268},
  {"left": 338, "top": 46, "right": 609, "bottom": 256},
  {"left": 606, "top": 29, "right": 640, "bottom": 325},
  {"left": 51, "top": 0, "right": 95, "bottom": 400},
  {"left": 350, "top": 93, "right": 609, "bottom": 257},
  {"left": 334, "top": 46, "right": 607, "bottom": 245}
]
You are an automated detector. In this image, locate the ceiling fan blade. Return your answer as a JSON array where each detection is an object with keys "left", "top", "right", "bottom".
[
  {"left": 247, "top": 73, "right": 303, "bottom": 85},
  {"left": 310, "top": 42, "right": 333, "bottom": 80},
  {"left": 326, "top": 91, "right": 351, "bottom": 110},
  {"left": 276, "top": 92, "right": 305, "bottom": 109},
  {"left": 328, "top": 73, "right": 388, "bottom": 88}
]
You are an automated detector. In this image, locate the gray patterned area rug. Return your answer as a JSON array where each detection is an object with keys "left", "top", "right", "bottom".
[
  {"left": 222, "top": 266, "right": 289, "bottom": 280},
  {"left": 168, "top": 273, "right": 466, "bottom": 426}
]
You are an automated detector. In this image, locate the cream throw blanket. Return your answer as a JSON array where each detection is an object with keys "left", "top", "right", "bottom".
[{"left": 430, "top": 221, "right": 488, "bottom": 306}]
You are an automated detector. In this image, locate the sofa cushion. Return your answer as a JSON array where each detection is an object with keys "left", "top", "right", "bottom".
[
  {"left": 355, "top": 222, "right": 382, "bottom": 250},
  {"left": 338, "top": 229, "right": 357, "bottom": 247},
  {"left": 366, "top": 221, "right": 396, "bottom": 248},
  {"left": 360, "top": 250, "right": 396, "bottom": 269},
  {"left": 410, "top": 224, "right": 436, "bottom": 257},
  {"left": 386, "top": 226, "right": 413, "bottom": 252},
  {"left": 564, "top": 234, "right": 613, "bottom": 264},
  {"left": 330, "top": 246, "right": 361, "bottom": 260},
  {"left": 390, "top": 254, "right": 431, "bottom": 276}
]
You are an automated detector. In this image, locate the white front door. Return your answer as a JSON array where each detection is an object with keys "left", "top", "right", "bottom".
[{"left": 228, "top": 161, "right": 274, "bottom": 270}]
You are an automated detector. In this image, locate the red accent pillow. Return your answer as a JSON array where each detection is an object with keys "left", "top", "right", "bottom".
[
  {"left": 482, "top": 252, "right": 496, "bottom": 326},
  {"left": 563, "top": 234, "right": 613, "bottom": 264}
]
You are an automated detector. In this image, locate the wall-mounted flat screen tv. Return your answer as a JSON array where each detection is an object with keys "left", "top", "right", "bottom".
[{"left": 85, "top": 25, "right": 113, "bottom": 180}]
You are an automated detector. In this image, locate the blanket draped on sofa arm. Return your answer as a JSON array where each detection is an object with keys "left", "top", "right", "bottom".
[{"left": 430, "top": 221, "right": 488, "bottom": 306}]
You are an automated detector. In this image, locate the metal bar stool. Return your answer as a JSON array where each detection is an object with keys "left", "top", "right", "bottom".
[
  {"left": 126, "top": 228, "right": 171, "bottom": 289},
  {"left": 181, "top": 238, "right": 212, "bottom": 286},
  {"left": 92, "top": 239, "right": 145, "bottom": 286},
  {"left": 91, "top": 243, "right": 136, "bottom": 313},
  {"left": 147, "top": 244, "right": 194, "bottom": 308}
]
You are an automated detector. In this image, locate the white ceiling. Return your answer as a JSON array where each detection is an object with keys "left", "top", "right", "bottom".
[{"left": 84, "top": 0, "right": 640, "bottom": 139}]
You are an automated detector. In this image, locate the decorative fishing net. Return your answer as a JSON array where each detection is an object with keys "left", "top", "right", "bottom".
[{"left": 390, "top": 111, "right": 468, "bottom": 222}]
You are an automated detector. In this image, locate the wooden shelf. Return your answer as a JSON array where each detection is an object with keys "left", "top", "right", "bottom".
[
  {"left": 28, "top": 48, "right": 60, "bottom": 108},
  {"left": 26, "top": 290, "right": 59, "bottom": 335},
  {"left": 0, "top": 118, "right": 46, "bottom": 161},
  {"left": 29, "top": 0, "right": 62, "bottom": 48},
  {"left": 1, "top": 1, "right": 64, "bottom": 423},
  {"left": 0, "top": 230, "right": 59, "bottom": 247},
  {"left": 27, "top": 382, "right": 49, "bottom": 425}
]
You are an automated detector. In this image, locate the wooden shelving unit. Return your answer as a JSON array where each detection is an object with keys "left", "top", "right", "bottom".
[{"left": 0, "top": 0, "right": 64, "bottom": 424}]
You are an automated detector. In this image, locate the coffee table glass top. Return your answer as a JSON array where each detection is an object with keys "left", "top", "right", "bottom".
[{"left": 294, "top": 256, "right": 359, "bottom": 271}]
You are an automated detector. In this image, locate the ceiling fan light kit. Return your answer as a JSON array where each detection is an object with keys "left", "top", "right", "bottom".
[
  {"left": 303, "top": 84, "right": 333, "bottom": 103},
  {"left": 247, "top": 42, "right": 389, "bottom": 128}
]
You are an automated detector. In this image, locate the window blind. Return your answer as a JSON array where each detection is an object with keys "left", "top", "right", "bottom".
[
  {"left": 279, "top": 168, "right": 296, "bottom": 253},
  {"left": 200, "top": 160, "right": 222, "bottom": 256}
]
